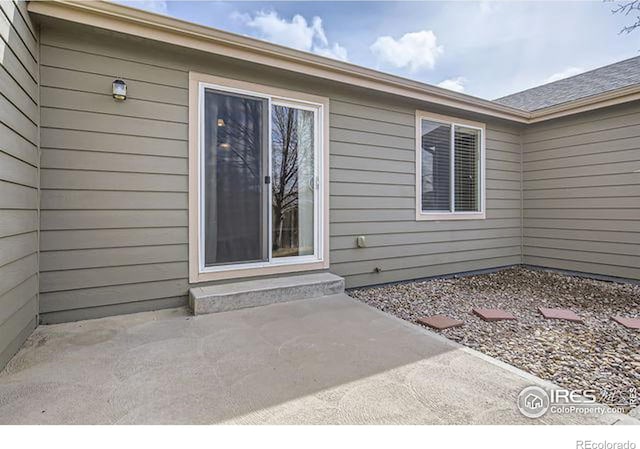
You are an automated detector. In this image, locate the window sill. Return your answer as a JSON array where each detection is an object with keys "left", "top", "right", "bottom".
[{"left": 416, "top": 211, "right": 486, "bottom": 221}]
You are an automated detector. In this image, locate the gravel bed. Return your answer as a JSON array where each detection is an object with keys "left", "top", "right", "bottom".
[{"left": 349, "top": 267, "right": 640, "bottom": 411}]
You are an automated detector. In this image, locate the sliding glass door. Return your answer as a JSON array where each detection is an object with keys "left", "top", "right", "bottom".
[{"left": 200, "top": 85, "right": 321, "bottom": 271}]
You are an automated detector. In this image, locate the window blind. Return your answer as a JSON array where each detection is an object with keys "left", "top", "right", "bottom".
[{"left": 454, "top": 125, "right": 480, "bottom": 212}]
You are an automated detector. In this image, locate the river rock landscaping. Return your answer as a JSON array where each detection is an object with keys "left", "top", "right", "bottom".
[{"left": 349, "top": 267, "right": 640, "bottom": 412}]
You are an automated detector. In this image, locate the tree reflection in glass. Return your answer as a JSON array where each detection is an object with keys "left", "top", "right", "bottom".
[{"left": 271, "top": 105, "right": 315, "bottom": 258}]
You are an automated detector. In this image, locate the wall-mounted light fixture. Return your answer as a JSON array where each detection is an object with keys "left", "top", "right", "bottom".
[{"left": 112, "top": 79, "right": 127, "bottom": 101}]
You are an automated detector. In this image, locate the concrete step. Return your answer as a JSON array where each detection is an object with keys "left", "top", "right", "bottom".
[{"left": 189, "top": 272, "right": 345, "bottom": 315}]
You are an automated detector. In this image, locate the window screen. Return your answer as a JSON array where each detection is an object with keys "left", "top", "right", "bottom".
[{"left": 203, "top": 89, "right": 268, "bottom": 266}]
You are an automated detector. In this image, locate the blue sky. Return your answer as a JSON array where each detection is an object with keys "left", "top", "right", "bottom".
[{"left": 116, "top": 1, "right": 639, "bottom": 99}]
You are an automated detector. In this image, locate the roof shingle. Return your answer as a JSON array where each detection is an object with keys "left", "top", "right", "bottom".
[{"left": 493, "top": 56, "right": 640, "bottom": 112}]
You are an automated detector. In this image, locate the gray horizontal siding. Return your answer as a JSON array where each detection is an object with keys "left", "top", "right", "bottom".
[
  {"left": 38, "top": 28, "right": 190, "bottom": 323},
  {"left": 0, "top": 0, "right": 38, "bottom": 369},
  {"left": 37, "top": 21, "right": 525, "bottom": 321},
  {"left": 330, "top": 93, "right": 521, "bottom": 287},
  {"left": 522, "top": 101, "right": 640, "bottom": 280},
  {"left": 40, "top": 296, "right": 186, "bottom": 325},
  {"left": 329, "top": 97, "right": 523, "bottom": 287}
]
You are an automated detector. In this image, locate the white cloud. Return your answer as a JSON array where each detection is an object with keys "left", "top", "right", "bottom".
[
  {"left": 437, "top": 77, "right": 467, "bottom": 93},
  {"left": 313, "top": 43, "right": 348, "bottom": 62},
  {"left": 119, "top": 1, "right": 168, "bottom": 15},
  {"left": 235, "top": 11, "right": 348, "bottom": 61},
  {"left": 544, "top": 66, "right": 585, "bottom": 84},
  {"left": 370, "top": 30, "right": 443, "bottom": 72}
]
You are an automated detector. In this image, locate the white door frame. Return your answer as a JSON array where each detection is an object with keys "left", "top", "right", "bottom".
[{"left": 188, "top": 72, "right": 330, "bottom": 283}]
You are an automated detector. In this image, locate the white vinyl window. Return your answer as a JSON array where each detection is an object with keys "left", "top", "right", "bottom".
[{"left": 415, "top": 111, "right": 486, "bottom": 220}]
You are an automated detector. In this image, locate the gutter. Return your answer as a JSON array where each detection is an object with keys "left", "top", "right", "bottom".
[
  {"left": 527, "top": 84, "right": 640, "bottom": 123},
  {"left": 27, "top": 1, "right": 640, "bottom": 125}
]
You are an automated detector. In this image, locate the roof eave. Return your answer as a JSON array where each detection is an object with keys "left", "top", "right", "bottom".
[
  {"left": 27, "top": 0, "right": 530, "bottom": 123},
  {"left": 27, "top": 1, "right": 640, "bottom": 125},
  {"left": 528, "top": 84, "right": 640, "bottom": 123}
]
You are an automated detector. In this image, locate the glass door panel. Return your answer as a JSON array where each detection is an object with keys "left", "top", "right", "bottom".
[
  {"left": 270, "top": 104, "right": 316, "bottom": 259},
  {"left": 203, "top": 88, "right": 268, "bottom": 266}
]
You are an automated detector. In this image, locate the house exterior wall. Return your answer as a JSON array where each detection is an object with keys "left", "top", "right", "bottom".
[
  {"left": 522, "top": 101, "right": 640, "bottom": 280},
  {"left": 0, "top": 0, "right": 39, "bottom": 368},
  {"left": 37, "top": 22, "right": 522, "bottom": 323}
]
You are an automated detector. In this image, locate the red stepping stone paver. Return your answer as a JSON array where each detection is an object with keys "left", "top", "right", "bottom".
[
  {"left": 417, "top": 315, "right": 464, "bottom": 330},
  {"left": 611, "top": 316, "right": 640, "bottom": 330},
  {"left": 472, "top": 308, "right": 517, "bottom": 321},
  {"left": 538, "top": 307, "right": 583, "bottom": 323}
]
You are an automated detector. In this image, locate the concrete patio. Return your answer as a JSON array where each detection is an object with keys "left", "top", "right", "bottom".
[{"left": 0, "top": 294, "right": 636, "bottom": 425}]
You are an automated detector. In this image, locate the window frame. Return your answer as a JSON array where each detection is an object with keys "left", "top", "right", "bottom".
[
  {"left": 188, "top": 72, "right": 330, "bottom": 283},
  {"left": 415, "top": 110, "right": 486, "bottom": 221}
]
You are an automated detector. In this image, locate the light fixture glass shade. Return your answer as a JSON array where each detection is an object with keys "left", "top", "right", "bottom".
[{"left": 112, "top": 79, "right": 127, "bottom": 101}]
